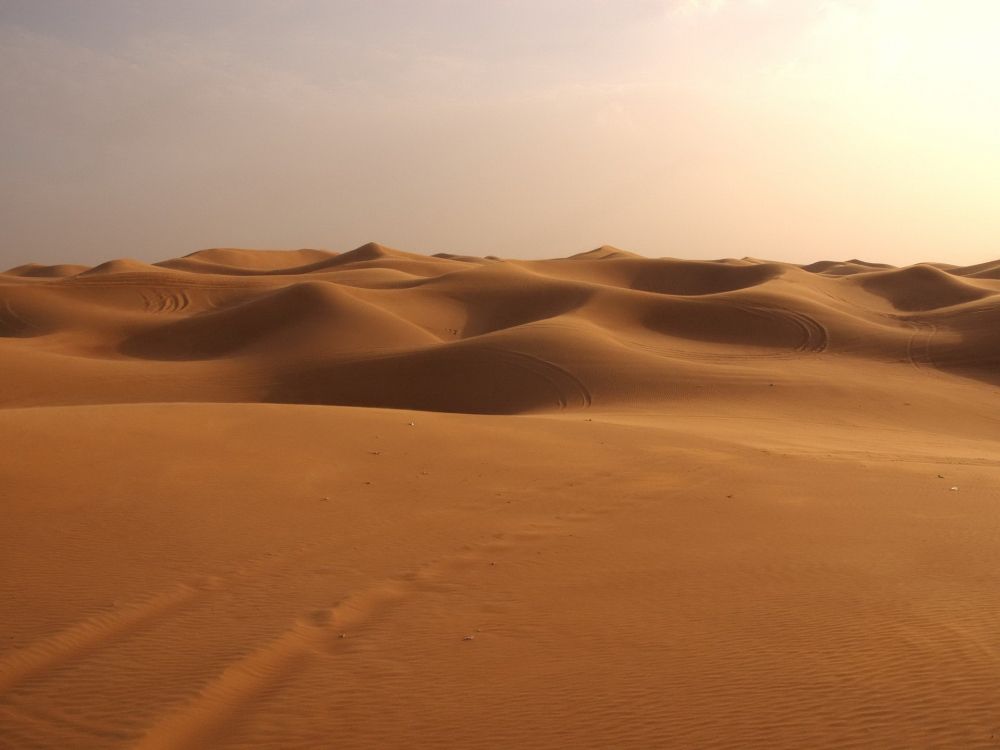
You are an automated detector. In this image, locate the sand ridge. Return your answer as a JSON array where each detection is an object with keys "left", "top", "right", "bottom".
[
  {"left": 2, "top": 244, "right": 999, "bottom": 412},
  {"left": 2, "top": 246, "right": 1000, "bottom": 748}
]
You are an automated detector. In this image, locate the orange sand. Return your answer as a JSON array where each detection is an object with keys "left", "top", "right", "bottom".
[{"left": 2, "top": 245, "right": 1000, "bottom": 748}]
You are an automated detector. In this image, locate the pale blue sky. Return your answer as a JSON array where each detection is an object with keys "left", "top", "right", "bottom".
[{"left": 2, "top": 1, "right": 998, "bottom": 266}]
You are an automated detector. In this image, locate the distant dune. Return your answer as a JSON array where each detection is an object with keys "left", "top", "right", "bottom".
[
  {"left": 3, "top": 245, "right": 1000, "bottom": 749},
  {"left": 2, "top": 243, "right": 999, "bottom": 411}
]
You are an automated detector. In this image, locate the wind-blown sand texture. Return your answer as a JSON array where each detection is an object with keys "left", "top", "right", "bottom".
[{"left": 2, "top": 244, "right": 1000, "bottom": 749}]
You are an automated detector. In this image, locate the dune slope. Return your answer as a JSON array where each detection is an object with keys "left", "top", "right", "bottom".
[
  {"left": 2, "top": 246, "right": 1000, "bottom": 749},
  {"left": 2, "top": 244, "right": 1000, "bottom": 410}
]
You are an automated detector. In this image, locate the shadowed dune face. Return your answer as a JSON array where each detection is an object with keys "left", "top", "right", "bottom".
[
  {"left": 174, "top": 247, "right": 336, "bottom": 270},
  {"left": 2, "top": 244, "right": 999, "bottom": 411},
  {"left": 120, "top": 281, "right": 440, "bottom": 361},
  {"left": 802, "top": 259, "right": 896, "bottom": 276},
  {"left": 627, "top": 259, "right": 786, "bottom": 296},
  {"left": 851, "top": 264, "right": 994, "bottom": 311},
  {"left": 3, "top": 263, "right": 90, "bottom": 278}
]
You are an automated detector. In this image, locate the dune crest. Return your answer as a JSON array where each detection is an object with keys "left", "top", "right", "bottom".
[{"left": 2, "top": 245, "right": 999, "bottom": 411}]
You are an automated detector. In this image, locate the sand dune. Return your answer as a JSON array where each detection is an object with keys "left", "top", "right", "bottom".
[
  {"left": 849, "top": 263, "right": 995, "bottom": 312},
  {"left": 3, "top": 245, "right": 1000, "bottom": 748},
  {"left": 3, "top": 263, "right": 91, "bottom": 278},
  {"left": 939, "top": 258, "right": 1000, "bottom": 280},
  {"left": 2, "top": 244, "right": 999, "bottom": 410}
]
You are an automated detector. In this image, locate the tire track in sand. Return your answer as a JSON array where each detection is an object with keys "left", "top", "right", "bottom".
[
  {"left": 619, "top": 304, "right": 828, "bottom": 361},
  {"left": 479, "top": 347, "right": 593, "bottom": 409},
  {"left": 786, "top": 309, "right": 829, "bottom": 353},
  {"left": 736, "top": 303, "right": 829, "bottom": 354},
  {"left": 0, "top": 299, "right": 38, "bottom": 336},
  {"left": 131, "top": 514, "right": 608, "bottom": 750},
  {"left": 901, "top": 318, "right": 939, "bottom": 374},
  {"left": 132, "top": 582, "right": 409, "bottom": 750},
  {"left": 131, "top": 464, "right": 719, "bottom": 750},
  {"left": 137, "top": 288, "right": 191, "bottom": 314},
  {"left": 0, "top": 544, "right": 322, "bottom": 697},
  {"left": 0, "top": 585, "right": 202, "bottom": 696}
]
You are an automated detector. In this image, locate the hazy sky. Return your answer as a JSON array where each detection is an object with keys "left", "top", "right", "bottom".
[{"left": 2, "top": 0, "right": 999, "bottom": 267}]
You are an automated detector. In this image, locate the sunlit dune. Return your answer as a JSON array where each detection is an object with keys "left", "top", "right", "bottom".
[
  {"left": 2, "top": 244, "right": 1000, "bottom": 409},
  {"left": 2, "top": 246, "right": 1000, "bottom": 748}
]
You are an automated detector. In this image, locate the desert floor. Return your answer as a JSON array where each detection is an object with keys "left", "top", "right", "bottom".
[{"left": 2, "top": 246, "right": 1000, "bottom": 748}]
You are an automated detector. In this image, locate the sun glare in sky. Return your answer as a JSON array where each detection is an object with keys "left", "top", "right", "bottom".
[{"left": 1, "top": 0, "right": 998, "bottom": 266}]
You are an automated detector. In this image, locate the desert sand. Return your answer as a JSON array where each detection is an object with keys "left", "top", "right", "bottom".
[{"left": 2, "top": 244, "right": 1000, "bottom": 748}]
